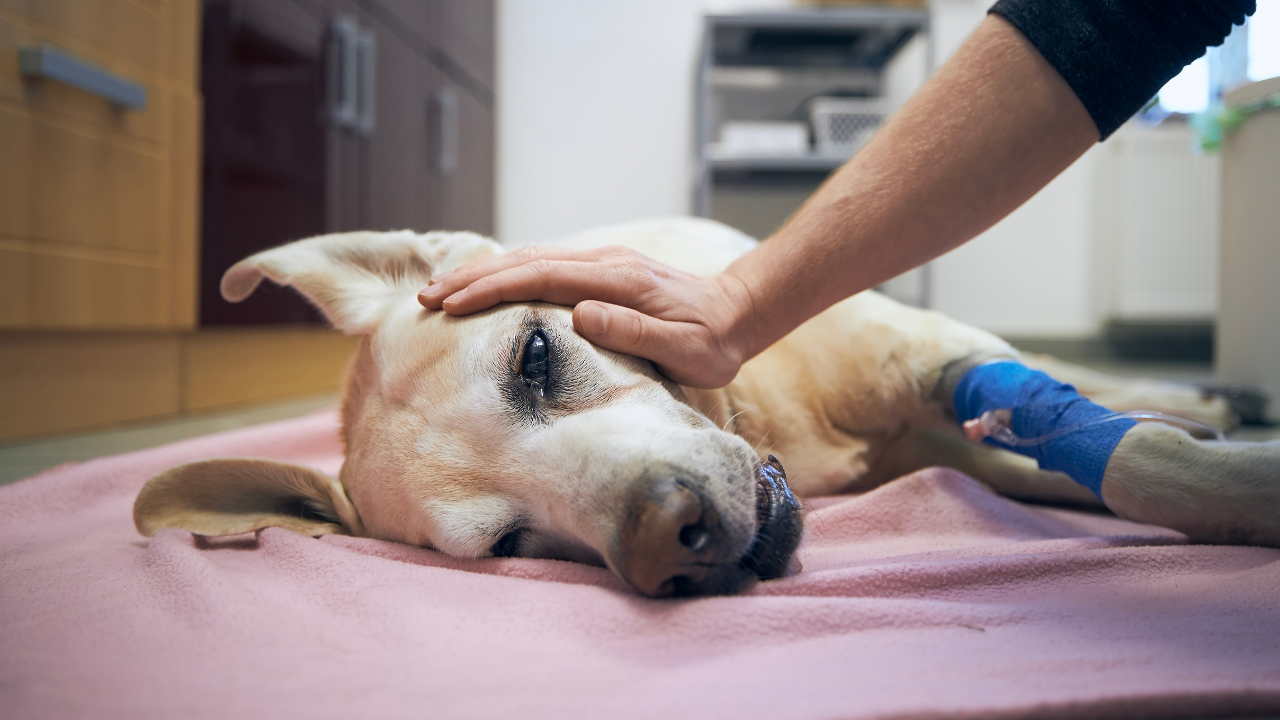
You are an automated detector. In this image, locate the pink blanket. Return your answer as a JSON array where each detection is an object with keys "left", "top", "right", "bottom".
[{"left": 3, "top": 409, "right": 1279, "bottom": 720}]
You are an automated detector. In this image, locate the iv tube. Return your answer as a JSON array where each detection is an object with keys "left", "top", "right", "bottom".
[{"left": 966, "top": 409, "right": 1226, "bottom": 447}]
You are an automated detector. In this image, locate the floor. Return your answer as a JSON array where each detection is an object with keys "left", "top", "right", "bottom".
[
  {"left": 0, "top": 394, "right": 337, "bottom": 486},
  {"left": 1, "top": 358, "right": 1276, "bottom": 488}
]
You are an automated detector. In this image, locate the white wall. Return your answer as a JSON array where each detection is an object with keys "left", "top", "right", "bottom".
[
  {"left": 496, "top": 0, "right": 793, "bottom": 246},
  {"left": 930, "top": 149, "right": 1103, "bottom": 336},
  {"left": 496, "top": 0, "right": 701, "bottom": 245}
]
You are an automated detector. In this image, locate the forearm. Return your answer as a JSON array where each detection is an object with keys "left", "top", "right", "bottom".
[{"left": 722, "top": 14, "right": 1098, "bottom": 359}]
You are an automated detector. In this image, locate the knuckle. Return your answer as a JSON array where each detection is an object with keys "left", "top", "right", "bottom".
[
  {"left": 605, "top": 246, "right": 645, "bottom": 267},
  {"left": 623, "top": 262, "right": 657, "bottom": 289},
  {"left": 527, "top": 259, "right": 558, "bottom": 284},
  {"left": 469, "top": 275, "right": 499, "bottom": 296},
  {"left": 621, "top": 308, "right": 644, "bottom": 342}
]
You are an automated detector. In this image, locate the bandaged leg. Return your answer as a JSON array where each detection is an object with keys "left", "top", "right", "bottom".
[
  {"left": 951, "top": 361, "right": 1136, "bottom": 497},
  {"left": 948, "top": 360, "right": 1280, "bottom": 546}
]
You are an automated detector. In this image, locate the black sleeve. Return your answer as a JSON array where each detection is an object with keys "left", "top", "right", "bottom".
[{"left": 989, "top": 0, "right": 1255, "bottom": 139}]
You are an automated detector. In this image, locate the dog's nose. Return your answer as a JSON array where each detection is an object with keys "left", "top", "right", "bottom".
[{"left": 611, "top": 478, "right": 737, "bottom": 597}]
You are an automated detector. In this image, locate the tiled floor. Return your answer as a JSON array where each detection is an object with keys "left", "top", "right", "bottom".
[{"left": 1, "top": 359, "right": 1275, "bottom": 487}]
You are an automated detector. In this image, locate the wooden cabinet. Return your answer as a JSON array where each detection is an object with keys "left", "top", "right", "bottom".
[
  {"left": 0, "top": 0, "right": 200, "bottom": 329},
  {"left": 0, "top": 0, "right": 494, "bottom": 440},
  {"left": 1, "top": 0, "right": 493, "bottom": 327},
  {"left": 201, "top": 0, "right": 495, "bottom": 324}
]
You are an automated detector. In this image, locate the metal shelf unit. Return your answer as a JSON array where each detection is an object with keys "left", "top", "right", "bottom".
[{"left": 694, "top": 7, "right": 932, "bottom": 305}]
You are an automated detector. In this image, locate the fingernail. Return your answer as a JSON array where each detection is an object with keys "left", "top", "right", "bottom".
[
  {"left": 578, "top": 302, "right": 607, "bottom": 336},
  {"left": 429, "top": 271, "right": 452, "bottom": 284}
]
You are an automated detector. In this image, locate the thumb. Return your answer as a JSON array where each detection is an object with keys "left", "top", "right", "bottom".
[
  {"left": 574, "top": 301, "right": 667, "bottom": 356},
  {"left": 572, "top": 300, "right": 688, "bottom": 364},
  {"left": 573, "top": 301, "right": 735, "bottom": 388}
]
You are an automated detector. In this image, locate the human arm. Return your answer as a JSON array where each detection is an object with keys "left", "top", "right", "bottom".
[{"left": 714, "top": 11, "right": 1098, "bottom": 366}]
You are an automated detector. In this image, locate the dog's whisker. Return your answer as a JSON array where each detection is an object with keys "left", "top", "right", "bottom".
[{"left": 722, "top": 406, "right": 755, "bottom": 433}]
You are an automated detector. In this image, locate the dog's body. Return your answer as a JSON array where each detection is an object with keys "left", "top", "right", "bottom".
[{"left": 135, "top": 218, "right": 1280, "bottom": 596}]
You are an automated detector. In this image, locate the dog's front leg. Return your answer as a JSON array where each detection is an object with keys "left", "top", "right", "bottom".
[
  {"left": 862, "top": 424, "right": 1103, "bottom": 507},
  {"left": 1102, "top": 425, "right": 1280, "bottom": 546},
  {"left": 941, "top": 358, "right": 1280, "bottom": 547}
]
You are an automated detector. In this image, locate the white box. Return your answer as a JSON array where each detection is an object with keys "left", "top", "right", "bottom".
[{"left": 716, "top": 121, "right": 809, "bottom": 157}]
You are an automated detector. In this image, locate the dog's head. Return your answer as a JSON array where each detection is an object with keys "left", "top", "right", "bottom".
[{"left": 134, "top": 231, "right": 802, "bottom": 597}]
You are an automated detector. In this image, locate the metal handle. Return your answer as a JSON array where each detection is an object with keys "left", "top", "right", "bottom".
[
  {"left": 329, "top": 16, "right": 358, "bottom": 129},
  {"left": 355, "top": 28, "right": 376, "bottom": 137},
  {"left": 434, "top": 88, "right": 459, "bottom": 175},
  {"left": 19, "top": 45, "right": 147, "bottom": 110}
]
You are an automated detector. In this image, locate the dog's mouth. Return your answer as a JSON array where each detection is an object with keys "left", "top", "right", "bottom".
[{"left": 739, "top": 455, "right": 804, "bottom": 580}]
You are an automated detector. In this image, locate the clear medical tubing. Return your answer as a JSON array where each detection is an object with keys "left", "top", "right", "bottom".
[{"left": 973, "top": 409, "right": 1227, "bottom": 447}]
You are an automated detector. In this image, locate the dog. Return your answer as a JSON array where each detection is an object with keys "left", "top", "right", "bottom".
[{"left": 134, "top": 217, "right": 1280, "bottom": 597}]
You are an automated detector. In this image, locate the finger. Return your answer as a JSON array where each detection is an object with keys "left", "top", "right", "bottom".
[
  {"left": 573, "top": 302, "right": 734, "bottom": 388},
  {"left": 438, "top": 259, "right": 648, "bottom": 316},
  {"left": 418, "top": 246, "right": 613, "bottom": 309}
]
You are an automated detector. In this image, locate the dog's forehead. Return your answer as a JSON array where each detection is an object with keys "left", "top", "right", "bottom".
[{"left": 373, "top": 300, "right": 542, "bottom": 391}]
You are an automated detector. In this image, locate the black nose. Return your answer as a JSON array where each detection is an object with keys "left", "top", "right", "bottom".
[{"left": 609, "top": 478, "right": 752, "bottom": 597}]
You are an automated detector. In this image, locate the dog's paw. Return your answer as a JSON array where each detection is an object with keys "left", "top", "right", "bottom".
[{"left": 1102, "top": 423, "right": 1280, "bottom": 547}]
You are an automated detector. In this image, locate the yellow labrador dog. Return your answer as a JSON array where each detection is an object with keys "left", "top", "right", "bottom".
[{"left": 134, "top": 218, "right": 1280, "bottom": 597}]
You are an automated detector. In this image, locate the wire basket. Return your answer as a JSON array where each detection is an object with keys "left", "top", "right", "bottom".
[{"left": 809, "top": 97, "right": 888, "bottom": 157}]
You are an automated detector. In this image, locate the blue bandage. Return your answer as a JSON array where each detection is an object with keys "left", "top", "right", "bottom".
[{"left": 953, "top": 362, "right": 1136, "bottom": 497}]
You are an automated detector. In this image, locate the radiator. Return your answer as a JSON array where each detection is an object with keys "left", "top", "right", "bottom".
[{"left": 1097, "top": 124, "right": 1221, "bottom": 321}]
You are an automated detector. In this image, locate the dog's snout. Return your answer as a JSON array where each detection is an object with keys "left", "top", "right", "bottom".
[
  {"left": 615, "top": 479, "right": 714, "bottom": 597},
  {"left": 611, "top": 478, "right": 749, "bottom": 598}
]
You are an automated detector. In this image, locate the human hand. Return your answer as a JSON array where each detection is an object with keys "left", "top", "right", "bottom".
[{"left": 417, "top": 246, "right": 757, "bottom": 388}]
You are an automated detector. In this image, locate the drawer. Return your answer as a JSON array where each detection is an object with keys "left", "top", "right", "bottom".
[
  {"left": 0, "top": 245, "right": 167, "bottom": 328},
  {"left": 0, "top": 0, "right": 166, "bottom": 76},
  {"left": 0, "top": 102, "right": 166, "bottom": 254},
  {"left": 0, "top": 0, "right": 198, "bottom": 331},
  {"left": 0, "top": 11, "right": 164, "bottom": 143}
]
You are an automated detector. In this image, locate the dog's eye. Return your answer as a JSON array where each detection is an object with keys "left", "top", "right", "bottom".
[
  {"left": 521, "top": 331, "right": 549, "bottom": 392},
  {"left": 491, "top": 529, "right": 524, "bottom": 558}
]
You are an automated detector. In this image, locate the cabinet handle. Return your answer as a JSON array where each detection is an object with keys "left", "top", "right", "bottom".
[
  {"left": 355, "top": 28, "right": 376, "bottom": 137},
  {"left": 435, "top": 88, "right": 459, "bottom": 175},
  {"left": 329, "top": 16, "right": 359, "bottom": 129},
  {"left": 19, "top": 45, "right": 147, "bottom": 110}
]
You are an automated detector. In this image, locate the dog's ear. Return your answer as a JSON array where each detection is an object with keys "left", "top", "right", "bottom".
[
  {"left": 220, "top": 230, "right": 501, "bottom": 334},
  {"left": 133, "top": 459, "right": 365, "bottom": 538}
]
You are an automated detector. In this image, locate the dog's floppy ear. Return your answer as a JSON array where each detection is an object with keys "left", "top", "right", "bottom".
[
  {"left": 133, "top": 459, "right": 365, "bottom": 538},
  {"left": 220, "top": 230, "right": 501, "bottom": 334}
]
